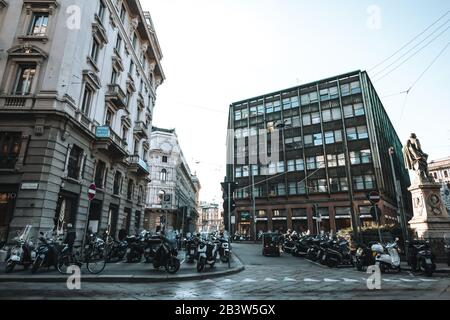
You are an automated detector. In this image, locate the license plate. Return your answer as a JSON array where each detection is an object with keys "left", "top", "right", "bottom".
[{"left": 426, "top": 258, "right": 432, "bottom": 264}]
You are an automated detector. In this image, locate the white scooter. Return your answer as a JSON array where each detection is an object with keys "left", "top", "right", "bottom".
[
  {"left": 371, "top": 239, "right": 401, "bottom": 273},
  {"left": 196, "top": 237, "right": 218, "bottom": 272}
]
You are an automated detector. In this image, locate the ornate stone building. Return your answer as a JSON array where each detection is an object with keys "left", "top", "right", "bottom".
[
  {"left": 144, "top": 127, "right": 201, "bottom": 233},
  {"left": 0, "top": 0, "right": 164, "bottom": 242},
  {"left": 429, "top": 156, "right": 450, "bottom": 214}
]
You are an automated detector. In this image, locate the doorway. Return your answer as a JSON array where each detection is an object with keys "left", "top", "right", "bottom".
[
  {"left": 88, "top": 200, "right": 102, "bottom": 234},
  {"left": 107, "top": 204, "right": 119, "bottom": 239}
]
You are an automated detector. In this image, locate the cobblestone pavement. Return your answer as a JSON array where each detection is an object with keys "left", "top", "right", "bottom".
[{"left": 0, "top": 243, "right": 449, "bottom": 300}]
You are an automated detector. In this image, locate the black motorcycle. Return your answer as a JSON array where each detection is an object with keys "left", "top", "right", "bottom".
[
  {"left": 125, "top": 234, "right": 144, "bottom": 263},
  {"left": 282, "top": 236, "right": 297, "bottom": 254},
  {"left": 152, "top": 235, "right": 180, "bottom": 274},
  {"left": 31, "top": 232, "right": 60, "bottom": 273},
  {"left": 184, "top": 235, "right": 199, "bottom": 264},
  {"left": 306, "top": 236, "right": 327, "bottom": 262},
  {"left": 321, "top": 238, "right": 354, "bottom": 268},
  {"left": 407, "top": 240, "right": 436, "bottom": 277},
  {"left": 292, "top": 236, "right": 313, "bottom": 257},
  {"left": 143, "top": 233, "right": 163, "bottom": 263}
]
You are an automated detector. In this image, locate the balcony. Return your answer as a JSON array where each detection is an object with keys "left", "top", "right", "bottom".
[
  {"left": 105, "top": 84, "right": 126, "bottom": 111},
  {"left": 94, "top": 126, "right": 128, "bottom": 160},
  {"left": 0, "top": 95, "right": 34, "bottom": 109},
  {"left": 129, "top": 155, "right": 150, "bottom": 177},
  {"left": 133, "top": 121, "right": 148, "bottom": 139}
]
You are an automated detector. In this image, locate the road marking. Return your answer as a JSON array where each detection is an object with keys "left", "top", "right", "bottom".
[
  {"left": 382, "top": 279, "right": 401, "bottom": 282},
  {"left": 400, "top": 278, "right": 420, "bottom": 282},
  {"left": 419, "top": 278, "right": 438, "bottom": 282},
  {"left": 342, "top": 278, "right": 360, "bottom": 283},
  {"left": 283, "top": 277, "right": 296, "bottom": 282},
  {"left": 324, "top": 278, "right": 340, "bottom": 282},
  {"left": 264, "top": 278, "right": 277, "bottom": 282},
  {"left": 222, "top": 279, "right": 236, "bottom": 283},
  {"left": 242, "top": 278, "right": 257, "bottom": 283},
  {"left": 201, "top": 279, "right": 215, "bottom": 283},
  {"left": 304, "top": 278, "right": 321, "bottom": 282}
]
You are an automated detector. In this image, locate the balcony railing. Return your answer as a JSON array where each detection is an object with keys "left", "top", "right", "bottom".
[
  {"left": 105, "top": 84, "right": 126, "bottom": 110},
  {"left": 94, "top": 126, "right": 128, "bottom": 159},
  {"left": 0, "top": 95, "right": 33, "bottom": 109},
  {"left": 133, "top": 121, "right": 148, "bottom": 138},
  {"left": 129, "top": 155, "right": 149, "bottom": 175}
]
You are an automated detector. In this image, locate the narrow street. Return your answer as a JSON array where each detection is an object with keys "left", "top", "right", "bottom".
[{"left": 0, "top": 243, "right": 449, "bottom": 300}]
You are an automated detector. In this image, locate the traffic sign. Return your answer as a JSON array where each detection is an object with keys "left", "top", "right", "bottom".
[
  {"left": 88, "top": 183, "right": 96, "bottom": 201},
  {"left": 368, "top": 191, "right": 381, "bottom": 204}
]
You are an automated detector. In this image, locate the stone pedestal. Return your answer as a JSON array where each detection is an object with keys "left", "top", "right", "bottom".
[{"left": 408, "top": 181, "right": 450, "bottom": 239}]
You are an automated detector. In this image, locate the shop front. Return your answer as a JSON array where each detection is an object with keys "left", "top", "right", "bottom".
[
  {"left": 292, "top": 208, "right": 308, "bottom": 233},
  {"left": 255, "top": 210, "right": 268, "bottom": 233},
  {"left": 334, "top": 207, "right": 352, "bottom": 232},
  {"left": 0, "top": 185, "right": 18, "bottom": 244},
  {"left": 272, "top": 209, "right": 288, "bottom": 232},
  {"left": 359, "top": 206, "right": 376, "bottom": 228},
  {"left": 238, "top": 211, "right": 252, "bottom": 237},
  {"left": 313, "top": 207, "right": 330, "bottom": 234}
]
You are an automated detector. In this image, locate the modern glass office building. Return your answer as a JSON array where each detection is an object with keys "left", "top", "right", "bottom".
[{"left": 225, "top": 70, "right": 411, "bottom": 238}]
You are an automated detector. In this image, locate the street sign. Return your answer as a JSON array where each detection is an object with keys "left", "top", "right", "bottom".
[
  {"left": 368, "top": 191, "right": 381, "bottom": 204},
  {"left": 88, "top": 183, "right": 96, "bottom": 201}
]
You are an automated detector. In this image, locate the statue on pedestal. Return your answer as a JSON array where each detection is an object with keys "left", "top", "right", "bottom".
[{"left": 403, "top": 133, "right": 433, "bottom": 183}]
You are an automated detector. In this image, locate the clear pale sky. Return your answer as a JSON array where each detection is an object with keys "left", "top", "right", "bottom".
[{"left": 141, "top": 0, "right": 450, "bottom": 203}]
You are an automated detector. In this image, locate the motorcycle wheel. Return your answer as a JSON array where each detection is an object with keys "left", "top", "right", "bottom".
[
  {"left": 5, "top": 261, "right": 15, "bottom": 273},
  {"left": 197, "top": 258, "right": 205, "bottom": 272},
  {"left": 356, "top": 261, "right": 364, "bottom": 272},
  {"left": 421, "top": 259, "right": 433, "bottom": 277},
  {"left": 165, "top": 257, "right": 180, "bottom": 274},
  {"left": 31, "top": 258, "right": 42, "bottom": 274},
  {"left": 57, "top": 254, "right": 70, "bottom": 274},
  {"left": 326, "top": 256, "right": 337, "bottom": 268}
]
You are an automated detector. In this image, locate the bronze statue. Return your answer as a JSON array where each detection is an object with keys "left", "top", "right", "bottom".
[{"left": 403, "top": 133, "right": 433, "bottom": 182}]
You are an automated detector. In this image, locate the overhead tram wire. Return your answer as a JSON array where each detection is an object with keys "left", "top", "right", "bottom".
[
  {"left": 368, "top": 10, "right": 450, "bottom": 73},
  {"left": 397, "top": 41, "right": 450, "bottom": 122},
  {"left": 372, "top": 20, "right": 450, "bottom": 80},
  {"left": 373, "top": 25, "right": 450, "bottom": 82}
]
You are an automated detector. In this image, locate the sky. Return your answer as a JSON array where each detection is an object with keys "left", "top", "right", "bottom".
[{"left": 141, "top": 0, "right": 450, "bottom": 204}]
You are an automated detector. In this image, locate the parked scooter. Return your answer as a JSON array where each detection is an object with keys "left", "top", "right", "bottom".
[
  {"left": 215, "top": 233, "right": 232, "bottom": 267},
  {"left": 125, "top": 233, "right": 145, "bottom": 263},
  {"left": 196, "top": 237, "right": 218, "bottom": 272},
  {"left": 4, "top": 226, "right": 35, "bottom": 273},
  {"left": 321, "top": 237, "right": 354, "bottom": 268},
  {"left": 407, "top": 240, "right": 436, "bottom": 277},
  {"left": 373, "top": 239, "right": 401, "bottom": 273},
  {"left": 152, "top": 232, "right": 180, "bottom": 274},
  {"left": 184, "top": 234, "right": 199, "bottom": 264},
  {"left": 143, "top": 232, "right": 163, "bottom": 263},
  {"left": 105, "top": 232, "right": 128, "bottom": 263},
  {"left": 292, "top": 235, "right": 314, "bottom": 257},
  {"left": 31, "top": 231, "right": 61, "bottom": 274}
]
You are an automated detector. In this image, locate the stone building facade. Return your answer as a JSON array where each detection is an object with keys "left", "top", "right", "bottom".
[
  {"left": 144, "top": 127, "right": 201, "bottom": 233},
  {"left": 0, "top": 0, "right": 164, "bottom": 243},
  {"left": 198, "top": 202, "right": 224, "bottom": 233},
  {"left": 429, "top": 156, "right": 450, "bottom": 214}
]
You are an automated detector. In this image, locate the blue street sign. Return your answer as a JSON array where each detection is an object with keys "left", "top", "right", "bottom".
[{"left": 96, "top": 126, "right": 111, "bottom": 138}]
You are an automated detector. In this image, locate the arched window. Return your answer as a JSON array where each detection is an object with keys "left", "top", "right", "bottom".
[{"left": 160, "top": 169, "right": 167, "bottom": 181}]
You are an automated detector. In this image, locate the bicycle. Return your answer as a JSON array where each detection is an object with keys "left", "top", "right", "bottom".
[{"left": 57, "top": 234, "right": 107, "bottom": 275}]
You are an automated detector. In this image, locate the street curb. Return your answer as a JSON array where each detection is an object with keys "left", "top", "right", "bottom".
[{"left": 0, "top": 255, "right": 246, "bottom": 284}]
